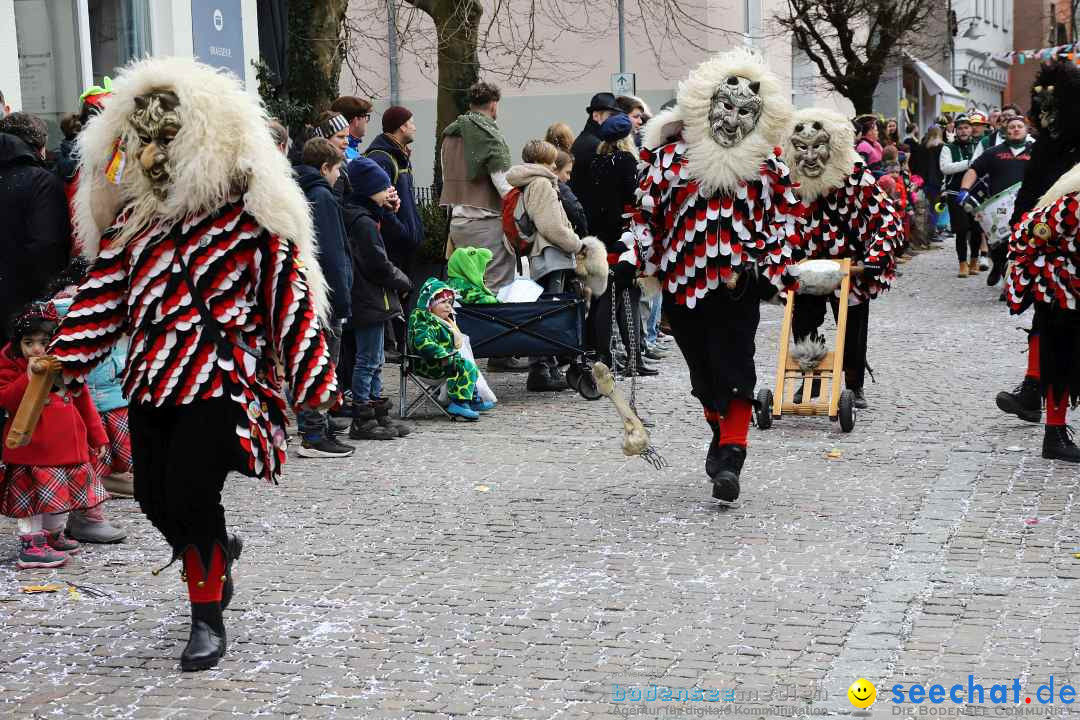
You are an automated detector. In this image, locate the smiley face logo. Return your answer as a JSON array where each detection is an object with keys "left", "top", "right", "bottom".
[{"left": 848, "top": 678, "right": 876, "bottom": 709}]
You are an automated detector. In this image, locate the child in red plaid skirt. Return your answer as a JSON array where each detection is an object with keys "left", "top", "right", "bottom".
[{"left": 0, "top": 302, "right": 108, "bottom": 568}]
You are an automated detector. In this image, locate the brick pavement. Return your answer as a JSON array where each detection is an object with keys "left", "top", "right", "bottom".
[{"left": 2, "top": 245, "right": 1080, "bottom": 719}]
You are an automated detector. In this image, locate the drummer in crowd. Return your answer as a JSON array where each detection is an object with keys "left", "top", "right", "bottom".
[{"left": 955, "top": 114, "right": 1034, "bottom": 289}]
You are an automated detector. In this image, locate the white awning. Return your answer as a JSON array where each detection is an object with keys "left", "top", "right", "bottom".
[{"left": 906, "top": 54, "right": 967, "bottom": 113}]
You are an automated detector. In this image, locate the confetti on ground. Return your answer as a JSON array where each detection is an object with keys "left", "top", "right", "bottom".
[
  {"left": 825, "top": 449, "right": 843, "bottom": 459},
  {"left": 474, "top": 485, "right": 490, "bottom": 492}
]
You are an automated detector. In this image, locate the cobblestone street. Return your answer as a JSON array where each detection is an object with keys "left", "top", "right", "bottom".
[{"left": 3, "top": 244, "right": 1080, "bottom": 719}]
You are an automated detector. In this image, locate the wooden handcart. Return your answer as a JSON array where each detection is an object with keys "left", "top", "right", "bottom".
[{"left": 755, "top": 258, "right": 857, "bottom": 433}]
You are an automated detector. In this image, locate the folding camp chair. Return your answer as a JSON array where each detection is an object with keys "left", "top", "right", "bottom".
[{"left": 398, "top": 351, "right": 452, "bottom": 420}]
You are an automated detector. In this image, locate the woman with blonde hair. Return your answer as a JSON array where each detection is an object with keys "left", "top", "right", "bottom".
[{"left": 545, "top": 122, "right": 575, "bottom": 153}]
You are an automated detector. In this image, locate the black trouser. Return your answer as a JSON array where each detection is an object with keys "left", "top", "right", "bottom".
[
  {"left": 129, "top": 398, "right": 244, "bottom": 564},
  {"left": 1038, "top": 304, "right": 1080, "bottom": 403},
  {"left": 588, "top": 282, "right": 642, "bottom": 366},
  {"left": 663, "top": 278, "right": 760, "bottom": 416},
  {"left": 530, "top": 270, "right": 569, "bottom": 372},
  {"left": 338, "top": 328, "right": 355, "bottom": 392},
  {"left": 948, "top": 197, "right": 981, "bottom": 263},
  {"left": 792, "top": 294, "right": 870, "bottom": 391}
]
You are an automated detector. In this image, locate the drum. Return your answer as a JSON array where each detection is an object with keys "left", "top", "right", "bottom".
[{"left": 974, "top": 182, "right": 1021, "bottom": 248}]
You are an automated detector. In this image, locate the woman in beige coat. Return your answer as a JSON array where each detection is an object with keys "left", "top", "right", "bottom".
[{"left": 506, "top": 139, "right": 606, "bottom": 395}]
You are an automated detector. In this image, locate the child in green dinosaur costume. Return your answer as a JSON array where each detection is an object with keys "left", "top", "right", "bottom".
[
  {"left": 408, "top": 278, "right": 492, "bottom": 420},
  {"left": 446, "top": 247, "right": 498, "bottom": 304}
]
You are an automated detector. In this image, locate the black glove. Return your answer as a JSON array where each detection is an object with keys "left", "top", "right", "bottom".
[{"left": 612, "top": 262, "right": 636, "bottom": 291}]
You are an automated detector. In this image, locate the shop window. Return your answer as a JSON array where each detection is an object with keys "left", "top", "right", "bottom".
[
  {"left": 88, "top": 0, "right": 150, "bottom": 85},
  {"left": 13, "top": 0, "right": 84, "bottom": 149}
]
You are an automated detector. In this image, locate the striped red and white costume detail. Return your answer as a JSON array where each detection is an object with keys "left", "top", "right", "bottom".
[
  {"left": 1006, "top": 192, "right": 1080, "bottom": 313},
  {"left": 631, "top": 138, "right": 806, "bottom": 308},
  {"left": 794, "top": 164, "right": 903, "bottom": 305},
  {"left": 50, "top": 198, "right": 338, "bottom": 482}
]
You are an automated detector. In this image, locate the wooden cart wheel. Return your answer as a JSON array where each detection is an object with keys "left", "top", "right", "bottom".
[
  {"left": 838, "top": 389, "right": 856, "bottom": 433},
  {"left": 755, "top": 388, "right": 774, "bottom": 430}
]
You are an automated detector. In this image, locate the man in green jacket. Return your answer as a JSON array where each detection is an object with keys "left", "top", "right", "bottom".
[{"left": 440, "top": 82, "right": 515, "bottom": 295}]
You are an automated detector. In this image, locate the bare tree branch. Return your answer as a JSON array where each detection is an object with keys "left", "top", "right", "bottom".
[{"left": 775, "top": 0, "right": 934, "bottom": 113}]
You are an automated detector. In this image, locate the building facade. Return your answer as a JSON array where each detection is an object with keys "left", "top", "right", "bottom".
[
  {"left": 341, "top": 0, "right": 855, "bottom": 189},
  {"left": 951, "top": 0, "right": 1013, "bottom": 112},
  {"left": 2, "top": 0, "right": 261, "bottom": 148},
  {"left": 1007, "top": 0, "right": 1071, "bottom": 106}
]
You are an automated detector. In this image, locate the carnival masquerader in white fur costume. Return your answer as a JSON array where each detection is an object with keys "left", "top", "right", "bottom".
[
  {"left": 630, "top": 48, "right": 806, "bottom": 503},
  {"left": 783, "top": 107, "right": 904, "bottom": 410},
  {"left": 49, "top": 57, "right": 340, "bottom": 671}
]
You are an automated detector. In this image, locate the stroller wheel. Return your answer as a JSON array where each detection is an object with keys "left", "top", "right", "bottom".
[
  {"left": 838, "top": 389, "right": 856, "bottom": 433},
  {"left": 755, "top": 388, "right": 774, "bottom": 430},
  {"left": 567, "top": 362, "right": 603, "bottom": 401}
]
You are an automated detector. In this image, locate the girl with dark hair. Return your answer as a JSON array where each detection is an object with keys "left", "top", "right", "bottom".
[{"left": 0, "top": 302, "right": 109, "bottom": 568}]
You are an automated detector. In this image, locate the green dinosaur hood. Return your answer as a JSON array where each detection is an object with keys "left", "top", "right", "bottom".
[
  {"left": 447, "top": 247, "right": 493, "bottom": 291},
  {"left": 415, "top": 277, "right": 455, "bottom": 311}
]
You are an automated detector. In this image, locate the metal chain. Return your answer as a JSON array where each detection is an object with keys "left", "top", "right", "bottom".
[{"left": 607, "top": 282, "right": 639, "bottom": 410}]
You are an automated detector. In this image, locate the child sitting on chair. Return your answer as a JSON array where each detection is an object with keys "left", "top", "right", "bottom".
[{"left": 408, "top": 279, "right": 495, "bottom": 421}]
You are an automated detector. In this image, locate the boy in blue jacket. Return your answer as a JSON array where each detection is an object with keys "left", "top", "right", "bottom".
[{"left": 294, "top": 138, "right": 354, "bottom": 458}]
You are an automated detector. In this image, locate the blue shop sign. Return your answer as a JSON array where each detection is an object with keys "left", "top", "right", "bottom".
[{"left": 191, "top": 0, "right": 246, "bottom": 83}]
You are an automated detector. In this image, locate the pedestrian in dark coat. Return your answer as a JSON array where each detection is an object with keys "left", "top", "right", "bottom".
[
  {"left": 342, "top": 157, "right": 413, "bottom": 441},
  {"left": 569, "top": 92, "right": 622, "bottom": 227},
  {"left": 0, "top": 113, "right": 70, "bottom": 343},
  {"left": 365, "top": 106, "right": 425, "bottom": 271}
]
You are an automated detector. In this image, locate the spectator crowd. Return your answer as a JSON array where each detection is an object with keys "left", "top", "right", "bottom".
[{"left": 0, "top": 69, "right": 1044, "bottom": 570}]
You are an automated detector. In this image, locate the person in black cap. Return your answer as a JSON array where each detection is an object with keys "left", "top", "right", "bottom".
[
  {"left": 587, "top": 113, "right": 656, "bottom": 378},
  {"left": 569, "top": 92, "right": 622, "bottom": 226}
]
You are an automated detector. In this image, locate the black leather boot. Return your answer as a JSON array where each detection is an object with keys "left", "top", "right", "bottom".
[
  {"left": 349, "top": 403, "right": 397, "bottom": 440},
  {"left": 181, "top": 602, "right": 227, "bottom": 672},
  {"left": 372, "top": 398, "right": 411, "bottom": 437},
  {"left": 705, "top": 427, "right": 721, "bottom": 478},
  {"left": 710, "top": 445, "right": 746, "bottom": 502},
  {"left": 527, "top": 366, "right": 566, "bottom": 392},
  {"left": 793, "top": 378, "right": 822, "bottom": 404},
  {"left": 220, "top": 534, "right": 243, "bottom": 611},
  {"left": 180, "top": 543, "right": 228, "bottom": 672},
  {"left": 996, "top": 378, "right": 1042, "bottom": 423},
  {"left": 1043, "top": 425, "right": 1080, "bottom": 463}
]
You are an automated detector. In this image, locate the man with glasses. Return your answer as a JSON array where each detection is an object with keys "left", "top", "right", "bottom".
[{"left": 330, "top": 96, "right": 373, "bottom": 161}]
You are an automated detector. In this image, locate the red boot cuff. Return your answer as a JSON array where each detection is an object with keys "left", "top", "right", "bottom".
[{"left": 183, "top": 544, "right": 227, "bottom": 604}]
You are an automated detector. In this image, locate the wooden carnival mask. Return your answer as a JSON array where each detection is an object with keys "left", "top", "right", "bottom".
[{"left": 128, "top": 89, "right": 182, "bottom": 198}]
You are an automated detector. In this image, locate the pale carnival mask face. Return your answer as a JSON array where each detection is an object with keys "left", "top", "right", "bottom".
[
  {"left": 790, "top": 122, "right": 831, "bottom": 177},
  {"left": 129, "top": 89, "right": 182, "bottom": 198},
  {"left": 708, "top": 75, "right": 763, "bottom": 147}
]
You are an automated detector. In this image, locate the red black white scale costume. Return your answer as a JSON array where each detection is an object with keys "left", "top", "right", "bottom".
[
  {"left": 784, "top": 108, "right": 903, "bottom": 406},
  {"left": 1005, "top": 160, "right": 1080, "bottom": 461},
  {"left": 630, "top": 49, "right": 806, "bottom": 502},
  {"left": 49, "top": 58, "right": 338, "bottom": 670}
]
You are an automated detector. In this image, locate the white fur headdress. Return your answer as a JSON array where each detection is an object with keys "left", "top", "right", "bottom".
[
  {"left": 641, "top": 47, "right": 793, "bottom": 195},
  {"left": 74, "top": 56, "right": 328, "bottom": 319},
  {"left": 783, "top": 107, "right": 859, "bottom": 202}
]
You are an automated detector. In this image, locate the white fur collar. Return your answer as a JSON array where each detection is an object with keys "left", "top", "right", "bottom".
[
  {"left": 784, "top": 107, "right": 859, "bottom": 203},
  {"left": 642, "top": 48, "right": 792, "bottom": 195},
  {"left": 73, "top": 56, "right": 327, "bottom": 319}
]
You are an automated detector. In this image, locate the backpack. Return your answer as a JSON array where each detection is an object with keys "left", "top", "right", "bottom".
[{"left": 501, "top": 186, "right": 537, "bottom": 255}]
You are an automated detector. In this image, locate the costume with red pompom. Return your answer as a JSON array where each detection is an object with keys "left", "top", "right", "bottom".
[
  {"left": 630, "top": 48, "right": 806, "bottom": 502},
  {"left": 1005, "top": 158, "right": 1080, "bottom": 462},
  {"left": 784, "top": 108, "right": 904, "bottom": 406}
]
